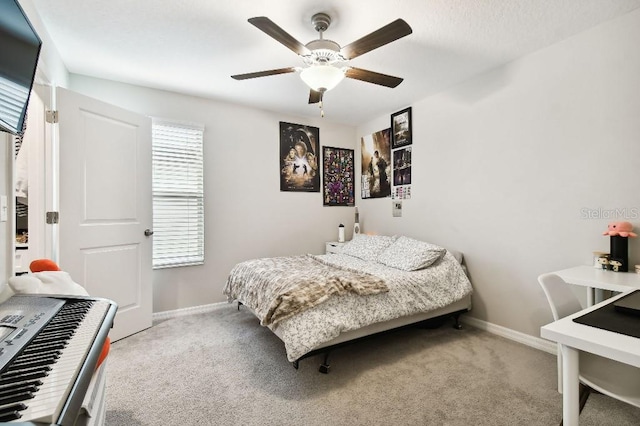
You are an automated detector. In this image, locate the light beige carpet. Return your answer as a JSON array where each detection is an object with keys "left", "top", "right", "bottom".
[{"left": 104, "top": 303, "right": 640, "bottom": 425}]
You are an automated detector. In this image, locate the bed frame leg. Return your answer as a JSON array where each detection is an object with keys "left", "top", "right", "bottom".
[
  {"left": 292, "top": 360, "right": 299, "bottom": 370},
  {"left": 237, "top": 301, "right": 242, "bottom": 311},
  {"left": 318, "top": 352, "right": 331, "bottom": 374},
  {"left": 452, "top": 313, "right": 463, "bottom": 330}
]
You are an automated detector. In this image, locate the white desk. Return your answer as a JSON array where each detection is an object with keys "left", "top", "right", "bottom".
[
  {"left": 541, "top": 292, "right": 640, "bottom": 426},
  {"left": 553, "top": 265, "right": 640, "bottom": 306}
]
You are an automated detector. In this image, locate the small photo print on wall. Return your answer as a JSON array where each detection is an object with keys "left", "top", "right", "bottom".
[
  {"left": 393, "top": 146, "right": 412, "bottom": 186},
  {"left": 392, "top": 185, "right": 411, "bottom": 199},
  {"left": 322, "top": 146, "right": 355, "bottom": 206},
  {"left": 391, "top": 107, "right": 412, "bottom": 149},
  {"left": 361, "top": 128, "right": 391, "bottom": 199},
  {"left": 279, "top": 122, "right": 320, "bottom": 192}
]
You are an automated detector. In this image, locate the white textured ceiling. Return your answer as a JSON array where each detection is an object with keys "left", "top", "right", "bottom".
[{"left": 31, "top": 0, "right": 640, "bottom": 125}]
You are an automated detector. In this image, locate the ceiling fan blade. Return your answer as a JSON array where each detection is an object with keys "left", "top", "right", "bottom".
[
  {"left": 345, "top": 67, "right": 404, "bottom": 88},
  {"left": 231, "top": 67, "right": 297, "bottom": 80},
  {"left": 308, "top": 90, "right": 322, "bottom": 104},
  {"left": 248, "top": 17, "right": 311, "bottom": 56},
  {"left": 341, "top": 19, "right": 412, "bottom": 60}
]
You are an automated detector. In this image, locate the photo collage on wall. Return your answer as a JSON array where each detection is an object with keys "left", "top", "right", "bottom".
[
  {"left": 390, "top": 107, "right": 412, "bottom": 199},
  {"left": 359, "top": 107, "right": 413, "bottom": 201}
]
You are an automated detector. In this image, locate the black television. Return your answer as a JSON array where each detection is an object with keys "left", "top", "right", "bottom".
[{"left": 0, "top": 0, "right": 42, "bottom": 135}]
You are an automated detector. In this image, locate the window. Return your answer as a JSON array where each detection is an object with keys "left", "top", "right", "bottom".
[{"left": 152, "top": 119, "right": 204, "bottom": 268}]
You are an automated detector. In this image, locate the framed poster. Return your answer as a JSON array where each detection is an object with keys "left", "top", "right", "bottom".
[
  {"left": 393, "top": 146, "right": 412, "bottom": 186},
  {"left": 360, "top": 128, "right": 391, "bottom": 199},
  {"left": 391, "top": 107, "right": 412, "bottom": 149},
  {"left": 322, "top": 147, "right": 355, "bottom": 206},
  {"left": 279, "top": 121, "right": 320, "bottom": 192}
]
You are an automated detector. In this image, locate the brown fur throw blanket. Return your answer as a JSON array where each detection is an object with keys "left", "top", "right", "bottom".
[{"left": 224, "top": 254, "right": 389, "bottom": 326}]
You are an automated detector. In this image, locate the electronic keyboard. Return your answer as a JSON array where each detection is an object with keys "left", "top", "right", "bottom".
[{"left": 0, "top": 294, "right": 117, "bottom": 425}]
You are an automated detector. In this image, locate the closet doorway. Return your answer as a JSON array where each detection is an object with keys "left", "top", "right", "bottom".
[{"left": 14, "top": 85, "right": 49, "bottom": 274}]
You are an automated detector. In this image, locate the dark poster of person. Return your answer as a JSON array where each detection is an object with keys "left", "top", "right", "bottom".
[
  {"left": 360, "top": 128, "right": 391, "bottom": 199},
  {"left": 393, "top": 146, "right": 412, "bottom": 186},
  {"left": 322, "top": 146, "right": 355, "bottom": 206},
  {"left": 279, "top": 122, "right": 320, "bottom": 192},
  {"left": 391, "top": 107, "right": 412, "bottom": 149}
]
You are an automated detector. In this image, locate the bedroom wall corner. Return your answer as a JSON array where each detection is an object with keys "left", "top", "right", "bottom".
[{"left": 355, "top": 7, "right": 640, "bottom": 339}]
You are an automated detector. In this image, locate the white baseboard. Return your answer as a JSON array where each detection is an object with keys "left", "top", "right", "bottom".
[
  {"left": 153, "top": 301, "right": 227, "bottom": 321},
  {"left": 461, "top": 316, "right": 557, "bottom": 355},
  {"left": 152, "top": 303, "right": 558, "bottom": 356}
]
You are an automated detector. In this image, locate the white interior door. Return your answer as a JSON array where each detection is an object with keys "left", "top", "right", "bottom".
[{"left": 56, "top": 87, "right": 152, "bottom": 341}]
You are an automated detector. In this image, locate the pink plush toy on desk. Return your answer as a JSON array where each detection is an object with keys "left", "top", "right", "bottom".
[{"left": 602, "top": 221, "right": 637, "bottom": 237}]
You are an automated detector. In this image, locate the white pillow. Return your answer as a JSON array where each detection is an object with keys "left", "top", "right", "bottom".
[
  {"left": 378, "top": 236, "right": 446, "bottom": 271},
  {"left": 340, "top": 234, "right": 397, "bottom": 262},
  {"left": 7, "top": 275, "right": 40, "bottom": 294},
  {"left": 8, "top": 271, "right": 89, "bottom": 296}
]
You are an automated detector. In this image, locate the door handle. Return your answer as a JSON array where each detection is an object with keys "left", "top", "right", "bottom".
[{"left": 144, "top": 229, "right": 154, "bottom": 237}]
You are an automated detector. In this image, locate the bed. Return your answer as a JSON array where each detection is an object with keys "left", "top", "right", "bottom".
[{"left": 223, "top": 234, "right": 473, "bottom": 373}]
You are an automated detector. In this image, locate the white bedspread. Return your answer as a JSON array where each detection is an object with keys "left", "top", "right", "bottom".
[{"left": 226, "top": 251, "right": 472, "bottom": 361}]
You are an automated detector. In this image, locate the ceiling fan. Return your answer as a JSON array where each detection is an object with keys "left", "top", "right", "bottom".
[{"left": 231, "top": 13, "right": 412, "bottom": 116}]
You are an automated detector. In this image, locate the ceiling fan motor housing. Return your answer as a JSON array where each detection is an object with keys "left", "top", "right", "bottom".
[
  {"left": 304, "top": 13, "right": 345, "bottom": 66},
  {"left": 311, "top": 12, "right": 331, "bottom": 33},
  {"left": 304, "top": 39, "right": 345, "bottom": 66}
]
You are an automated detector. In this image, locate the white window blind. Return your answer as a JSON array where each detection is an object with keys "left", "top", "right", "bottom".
[
  {"left": 0, "top": 75, "right": 29, "bottom": 134},
  {"left": 152, "top": 120, "right": 204, "bottom": 269}
]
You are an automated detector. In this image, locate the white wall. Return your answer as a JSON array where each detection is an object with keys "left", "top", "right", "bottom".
[
  {"left": 69, "top": 75, "right": 357, "bottom": 312},
  {"left": 357, "top": 8, "right": 640, "bottom": 337},
  {"left": 18, "top": 0, "right": 69, "bottom": 88}
]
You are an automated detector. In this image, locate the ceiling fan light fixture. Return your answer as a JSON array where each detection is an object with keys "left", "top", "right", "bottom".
[{"left": 300, "top": 65, "right": 345, "bottom": 92}]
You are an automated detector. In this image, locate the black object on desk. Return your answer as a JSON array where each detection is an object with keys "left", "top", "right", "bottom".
[
  {"left": 614, "top": 291, "right": 640, "bottom": 317},
  {"left": 610, "top": 235, "right": 629, "bottom": 272},
  {"left": 573, "top": 290, "right": 640, "bottom": 339}
]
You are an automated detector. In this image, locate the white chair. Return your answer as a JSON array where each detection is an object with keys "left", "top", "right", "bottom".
[{"left": 538, "top": 273, "right": 640, "bottom": 415}]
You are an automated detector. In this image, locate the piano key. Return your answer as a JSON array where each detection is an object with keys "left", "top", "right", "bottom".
[
  {"left": 0, "top": 371, "right": 48, "bottom": 386},
  {"left": 1, "top": 365, "right": 51, "bottom": 378},
  {"left": 0, "top": 402, "right": 27, "bottom": 421},
  {"left": 27, "top": 334, "right": 72, "bottom": 346},
  {"left": 38, "top": 325, "right": 76, "bottom": 334},
  {"left": 9, "top": 355, "right": 60, "bottom": 370},
  {"left": 0, "top": 390, "right": 34, "bottom": 405},
  {"left": 44, "top": 319, "right": 81, "bottom": 328},
  {"left": 0, "top": 383, "right": 38, "bottom": 399},
  {"left": 21, "top": 341, "right": 68, "bottom": 354},
  {"left": 0, "top": 379, "right": 42, "bottom": 392}
]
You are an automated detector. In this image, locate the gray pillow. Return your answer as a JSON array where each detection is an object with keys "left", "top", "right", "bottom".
[
  {"left": 378, "top": 236, "right": 446, "bottom": 271},
  {"left": 340, "top": 234, "right": 397, "bottom": 262},
  {"left": 447, "top": 249, "right": 464, "bottom": 264}
]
